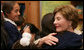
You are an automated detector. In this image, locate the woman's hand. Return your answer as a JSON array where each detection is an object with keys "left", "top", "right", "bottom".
[{"left": 37, "top": 33, "right": 59, "bottom": 47}]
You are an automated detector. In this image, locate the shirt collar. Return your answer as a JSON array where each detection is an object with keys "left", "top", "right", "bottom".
[{"left": 4, "top": 18, "right": 17, "bottom": 26}]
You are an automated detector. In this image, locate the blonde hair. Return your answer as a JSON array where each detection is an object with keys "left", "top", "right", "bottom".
[{"left": 53, "top": 5, "right": 79, "bottom": 29}]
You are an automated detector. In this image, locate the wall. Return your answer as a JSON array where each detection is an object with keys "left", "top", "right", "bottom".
[{"left": 41, "top": 1, "right": 71, "bottom": 19}]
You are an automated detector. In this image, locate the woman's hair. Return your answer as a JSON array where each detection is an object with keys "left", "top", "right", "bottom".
[
  {"left": 2, "top": 1, "right": 16, "bottom": 17},
  {"left": 41, "top": 13, "right": 56, "bottom": 36},
  {"left": 53, "top": 5, "right": 79, "bottom": 29}
]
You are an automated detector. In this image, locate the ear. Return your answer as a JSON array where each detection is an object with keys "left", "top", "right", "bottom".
[{"left": 69, "top": 21, "right": 72, "bottom": 27}]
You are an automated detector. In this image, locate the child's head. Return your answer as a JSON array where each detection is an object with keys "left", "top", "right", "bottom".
[
  {"left": 20, "top": 23, "right": 40, "bottom": 46},
  {"left": 21, "top": 23, "right": 39, "bottom": 34}
]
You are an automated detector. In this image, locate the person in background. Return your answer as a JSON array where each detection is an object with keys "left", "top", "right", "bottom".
[
  {"left": 1, "top": 10, "right": 9, "bottom": 49},
  {"left": 2, "top": 1, "right": 29, "bottom": 49},
  {"left": 42, "top": 5, "right": 83, "bottom": 49}
]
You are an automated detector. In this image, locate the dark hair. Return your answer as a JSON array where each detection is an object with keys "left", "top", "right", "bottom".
[
  {"left": 41, "top": 13, "right": 56, "bottom": 37},
  {"left": 2, "top": 1, "right": 16, "bottom": 17},
  {"left": 53, "top": 5, "right": 79, "bottom": 29},
  {"left": 15, "top": 16, "right": 25, "bottom": 26},
  {"left": 20, "top": 23, "right": 39, "bottom": 34}
]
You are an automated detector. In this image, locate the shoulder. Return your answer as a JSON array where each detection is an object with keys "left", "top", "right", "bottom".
[
  {"left": 65, "top": 31, "right": 83, "bottom": 48},
  {"left": 4, "top": 21, "right": 15, "bottom": 27},
  {"left": 4, "top": 21, "right": 19, "bottom": 34},
  {"left": 4, "top": 21, "right": 17, "bottom": 29},
  {"left": 69, "top": 31, "right": 83, "bottom": 39},
  {"left": 64, "top": 31, "right": 82, "bottom": 39},
  {"left": 56, "top": 31, "right": 82, "bottom": 49},
  {"left": 64, "top": 31, "right": 83, "bottom": 43}
]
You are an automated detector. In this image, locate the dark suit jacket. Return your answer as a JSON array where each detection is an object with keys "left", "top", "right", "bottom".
[
  {"left": 4, "top": 21, "right": 22, "bottom": 49},
  {"left": 42, "top": 31, "right": 83, "bottom": 49}
]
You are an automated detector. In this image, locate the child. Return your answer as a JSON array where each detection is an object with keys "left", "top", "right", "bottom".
[{"left": 12, "top": 23, "right": 40, "bottom": 49}]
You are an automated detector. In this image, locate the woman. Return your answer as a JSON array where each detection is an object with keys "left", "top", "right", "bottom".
[{"left": 42, "top": 5, "right": 83, "bottom": 49}]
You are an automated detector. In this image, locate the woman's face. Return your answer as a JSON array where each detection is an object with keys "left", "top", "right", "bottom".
[
  {"left": 7, "top": 3, "right": 20, "bottom": 22},
  {"left": 53, "top": 12, "right": 72, "bottom": 32}
]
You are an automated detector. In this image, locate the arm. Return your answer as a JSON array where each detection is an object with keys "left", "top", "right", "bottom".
[{"left": 34, "top": 33, "right": 59, "bottom": 48}]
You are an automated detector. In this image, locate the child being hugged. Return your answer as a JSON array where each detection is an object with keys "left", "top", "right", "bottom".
[{"left": 12, "top": 23, "right": 40, "bottom": 49}]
